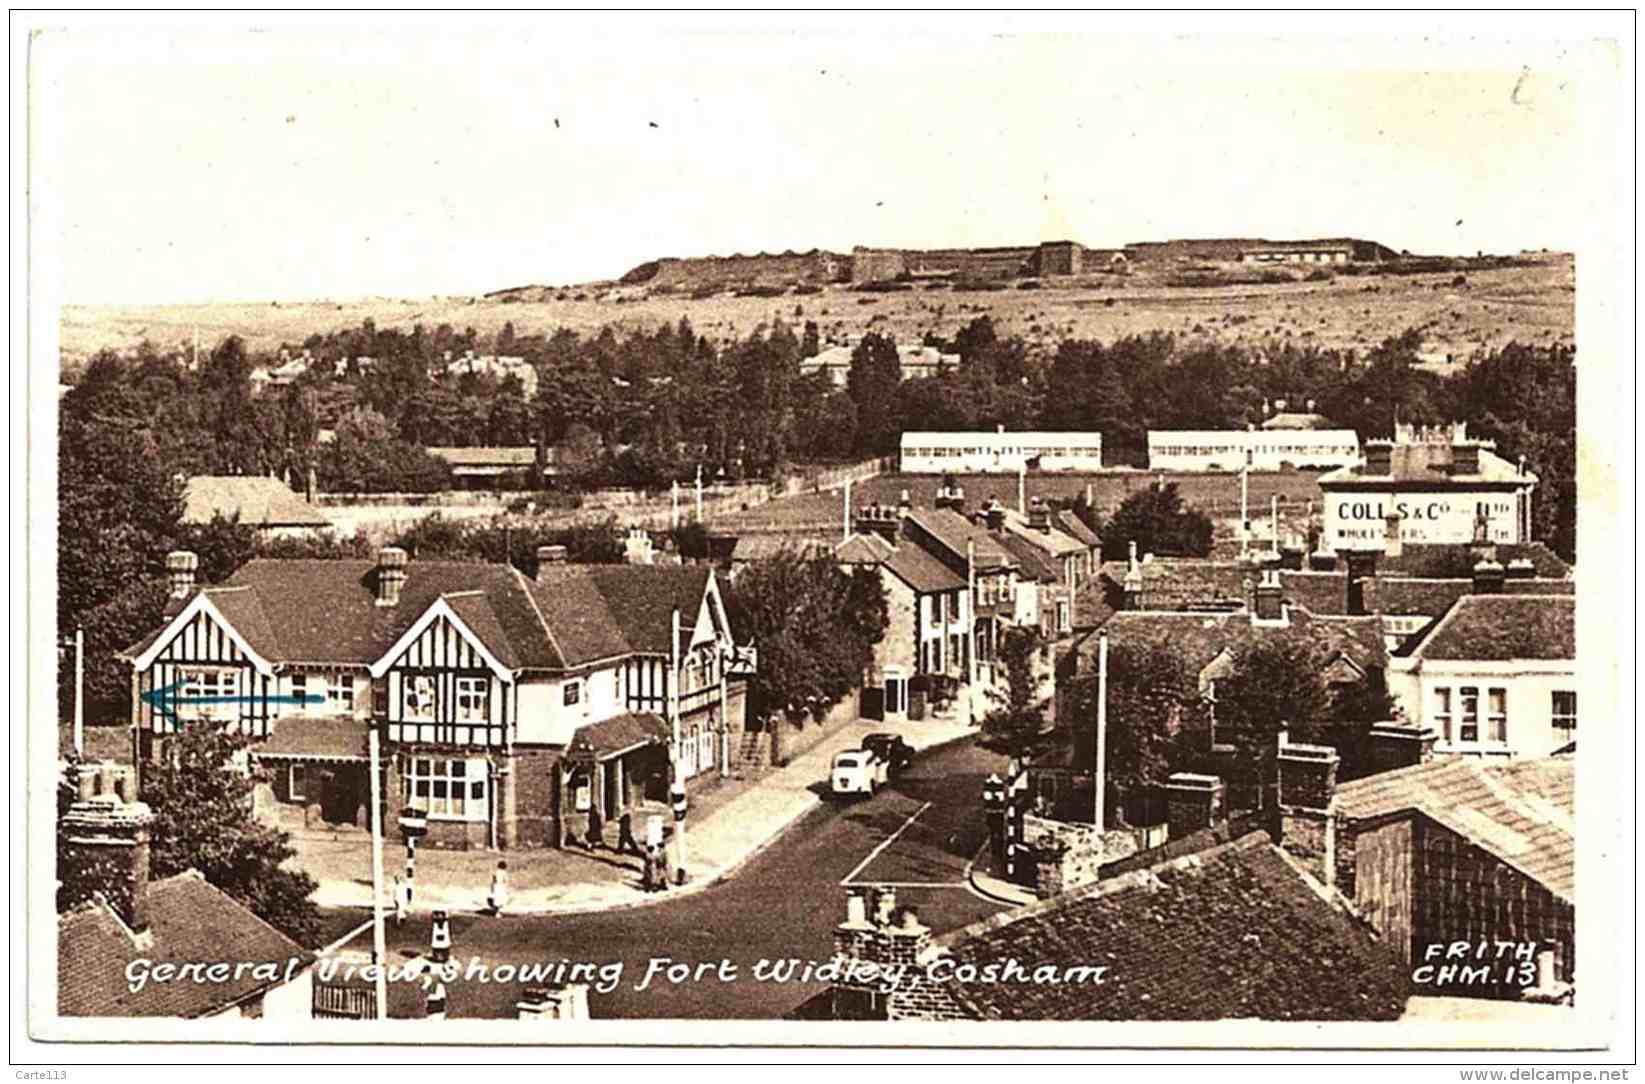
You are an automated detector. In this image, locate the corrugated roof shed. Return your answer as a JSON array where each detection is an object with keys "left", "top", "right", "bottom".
[
  {"left": 928, "top": 831, "right": 1410, "bottom": 1020},
  {"left": 1333, "top": 757, "right": 1573, "bottom": 903}
]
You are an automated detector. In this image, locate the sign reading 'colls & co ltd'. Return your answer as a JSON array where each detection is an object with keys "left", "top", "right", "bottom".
[{"left": 1325, "top": 493, "right": 1521, "bottom": 549}]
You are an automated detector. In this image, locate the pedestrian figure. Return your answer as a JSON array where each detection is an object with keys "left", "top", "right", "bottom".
[
  {"left": 424, "top": 965, "right": 448, "bottom": 1021},
  {"left": 487, "top": 860, "right": 510, "bottom": 915},
  {"left": 586, "top": 805, "right": 605, "bottom": 851},
  {"left": 617, "top": 811, "right": 641, "bottom": 857},
  {"left": 392, "top": 874, "right": 408, "bottom": 927}
]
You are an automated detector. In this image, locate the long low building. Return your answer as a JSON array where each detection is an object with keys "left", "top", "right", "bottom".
[
  {"left": 901, "top": 430, "right": 1103, "bottom": 473},
  {"left": 1147, "top": 429, "right": 1361, "bottom": 472}
]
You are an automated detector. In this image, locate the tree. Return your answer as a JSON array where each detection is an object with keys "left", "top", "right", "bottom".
[
  {"left": 845, "top": 332, "right": 902, "bottom": 456},
  {"left": 1064, "top": 638, "right": 1207, "bottom": 827},
  {"left": 1208, "top": 637, "right": 1331, "bottom": 808},
  {"left": 979, "top": 626, "right": 1049, "bottom": 769},
  {"left": 1101, "top": 481, "right": 1213, "bottom": 560},
  {"left": 723, "top": 549, "right": 887, "bottom": 763},
  {"left": 135, "top": 726, "right": 321, "bottom": 944}
]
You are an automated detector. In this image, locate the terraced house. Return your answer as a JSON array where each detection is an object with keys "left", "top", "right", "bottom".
[{"left": 118, "top": 544, "right": 746, "bottom": 850}]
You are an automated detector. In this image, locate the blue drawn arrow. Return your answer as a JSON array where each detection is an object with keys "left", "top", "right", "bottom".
[{"left": 141, "top": 681, "right": 324, "bottom": 725}]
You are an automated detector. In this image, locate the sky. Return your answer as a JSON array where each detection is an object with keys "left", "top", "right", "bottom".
[{"left": 30, "top": 19, "right": 1616, "bottom": 305}]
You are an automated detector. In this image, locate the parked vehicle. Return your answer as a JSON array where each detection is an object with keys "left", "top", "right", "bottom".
[
  {"left": 861, "top": 732, "right": 914, "bottom": 779},
  {"left": 831, "top": 750, "right": 881, "bottom": 799}
]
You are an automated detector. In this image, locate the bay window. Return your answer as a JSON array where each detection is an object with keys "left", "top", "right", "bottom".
[{"left": 401, "top": 756, "right": 488, "bottom": 821}]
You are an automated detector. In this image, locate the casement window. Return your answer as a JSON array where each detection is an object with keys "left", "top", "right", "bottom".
[
  {"left": 328, "top": 674, "right": 355, "bottom": 714},
  {"left": 455, "top": 676, "right": 488, "bottom": 722},
  {"left": 1434, "top": 687, "right": 1453, "bottom": 742},
  {"left": 289, "top": 763, "right": 307, "bottom": 801},
  {"left": 1552, "top": 691, "right": 1577, "bottom": 734},
  {"left": 1057, "top": 601, "right": 1071, "bottom": 633},
  {"left": 563, "top": 680, "right": 582, "bottom": 708},
  {"left": 1486, "top": 688, "right": 1508, "bottom": 743},
  {"left": 290, "top": 673, "right": 308, "bottom": 710},
  {"left": 1458, "top": 687, "right": 1480, "bottom": 743},
  {"left": 402, "top": 675, "right": 436, "bottom": 721},
  {"left": 182, "top": 668, "right": 236, "bottom": 720},
  {"left": 401, "top": 756, "right": 488, "bottom": 821}
]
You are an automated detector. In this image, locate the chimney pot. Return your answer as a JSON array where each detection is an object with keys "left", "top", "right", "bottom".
[
  {"left": 166, "top": 550, "right": 199, "bottom": 599},
  {"left": 1472, "top": 558, "right": 1505, "bottom": 595}
]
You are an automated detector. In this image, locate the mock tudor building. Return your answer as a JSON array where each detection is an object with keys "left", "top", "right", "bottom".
[{"left": 118, "top": 540, "right": 746, "bottom": 850}]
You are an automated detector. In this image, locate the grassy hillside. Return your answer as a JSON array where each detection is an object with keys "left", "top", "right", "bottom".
[{"left": 60, "top": 255, "right": 1573, "bottom": 372}]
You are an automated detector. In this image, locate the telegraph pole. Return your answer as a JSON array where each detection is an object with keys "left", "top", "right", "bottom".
[
  {"left": 73, "top": 627, "right": 85, "bottom": 758},
  {"left": 1093, "top": 635, "right": 1108, "bottom": 831}
]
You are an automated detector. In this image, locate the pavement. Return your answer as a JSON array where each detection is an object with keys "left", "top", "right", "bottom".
[
  {"left": 298, "top": 715, "right": 979, "bottom": 916},
  {"left": 964, "top": 842, "right": 1039, "bottom": 906}
]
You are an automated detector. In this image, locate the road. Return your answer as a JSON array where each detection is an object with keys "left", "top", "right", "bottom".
[{"left": 353, "top": 737, "right": 1011, "bottom": 1019}]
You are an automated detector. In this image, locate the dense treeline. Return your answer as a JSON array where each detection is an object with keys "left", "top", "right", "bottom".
[{"left": 63, "top": 314, "right": 1576, "bottom": 596}]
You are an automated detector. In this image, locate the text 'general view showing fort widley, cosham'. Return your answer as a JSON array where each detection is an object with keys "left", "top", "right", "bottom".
[{"left": 33, "top": 26, "right": 1623, "bottom": 1051}]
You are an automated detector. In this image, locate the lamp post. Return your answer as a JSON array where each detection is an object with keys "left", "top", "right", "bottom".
[
  {"left": 670, "top": 779, "right": 689, "bottom": 886},
  {"left": 398, "top": 806, "right": 428, "bottom": 907}
]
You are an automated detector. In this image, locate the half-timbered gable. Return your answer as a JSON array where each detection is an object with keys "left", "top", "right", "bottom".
[
  {"left": 369, "top": 597, "right": 515, "bottom": 748},
  {"left": 128, "top": 588, "right": 277, "bottom": 738}
]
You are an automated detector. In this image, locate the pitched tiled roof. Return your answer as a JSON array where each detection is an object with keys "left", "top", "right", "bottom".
[
  {"left": 881, "top": 544, "right": 967, "bottom": 594},
  {"left": 253, "top": 716, "right": 369, "bottom": 760},
  {"left": 425, "top": 446, "right": 538, "bottom": 468},
  {"left": 1333, "top": 757, "right": 1573, "bottom": 903},
  {"left": 1000, "top": 511, "right": 1087, "bottom": 558},
  {"left": 1372, "top": 543, "right": 1572, "bottom": 579},
  {"left": 567, "top": 712, "right": 670, "bottom": 761},
  {"left": 124, "top": 558, "right": 714, "bottom": 674},
  {"left": 182, "top": 476, "right": 331, "bottom": 529},
  {"left": 730, "top": 534, "right": 830, "bottom": 563},
  {"left": 929, "top": 832, "right": 1410, "bottom": 1020},
  {"left": 1096, "top": 559, "right": 1253, "bottom": 611},
  {"left": 994, "top": 531, "right": 1061, "bottom": 584},
  {"left": 1095, "top": 605, "right": 1387, "bottom": 677},
  {"left": 1401, "top": 594, "right": 1575, "bottom": 661},
  {"left": 581, "top": 566, "right": 713, "bottom": 656},
  {"left": 1261, "top": 412, "right": 1333, "bottom": 430},
  {"left": 1052, "top": 509, "right": 1102, "bottom": 549},
  {"left": 59, "top": 870, "right": 312, "bottom": 1017},
  {"left": 903, "top": 508, "right": 1015, "bottom": 571},
  {"left": 834, "top": 532, "right": 895, "bottom": 566}
]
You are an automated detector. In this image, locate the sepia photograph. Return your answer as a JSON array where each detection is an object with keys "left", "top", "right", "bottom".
[{"left": 13, "top": 11, "right": 1635, "bottom": 1067}]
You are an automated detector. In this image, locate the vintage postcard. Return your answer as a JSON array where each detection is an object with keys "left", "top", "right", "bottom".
[{"left": 15, "top": 12, "right": 1635, "bottom": 1065}]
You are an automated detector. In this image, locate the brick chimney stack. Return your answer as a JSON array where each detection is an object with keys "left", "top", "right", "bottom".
[
  {"left": 1252, "top": 569, "right": 1286, "bottom": 623},
  {"left": 375, "top": 546, "right": 408, "bottom": 607},
  {"left": 1276, "top": 742, "right": 1340, "bottom": 886},
  {"left": 1164, "top": 773, "right": 1225, "bottom": 839},
  {"left": 1472, "top": 557, "right": 1505, "bottom": 595},
  {"left": 1363, "top": 440, "right": 1393, "bottom": 476},
  {"left": 857, "top": 504, "right": 902, "bottom": 545},
  {"left": 61, "top": 790, "right": 156, "bottom": 935},
  {"left": 982, "top": 498, "right": 1006, "bottom": 533},
  {"left": 1367, "top": 722, "right": 1437, "bottom": 773},
  {"left": 166, "top": 550, "right": 199, "bottom": 599},
  {"left": 1027, "top": 496, "right": 1051, "bottom": 533},
  {"left": 535, "top": 544, "right": 568, "bottom": 581}
]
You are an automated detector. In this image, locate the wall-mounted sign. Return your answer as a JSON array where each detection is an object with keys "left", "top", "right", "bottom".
[{"left": 1324, "top": 492, "right": 1522, "bottom": 549}]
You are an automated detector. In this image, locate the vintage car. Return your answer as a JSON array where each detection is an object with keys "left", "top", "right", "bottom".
[
  {"left": 860, "top": 732, "right": 914, "bottom": 779},
  {"left": 831, "top": 749, "right": 885, "bottom": 798}
]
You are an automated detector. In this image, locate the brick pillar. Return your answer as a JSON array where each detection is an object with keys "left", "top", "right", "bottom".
[
  {"left": 61, "top": 793, "right": 155, "bottom": 932},
  {"left": 1367, "top": 723, "right": 1437, "bottom": 774},
  {"left": 1164, "top": 773, "right": 1225, "bottom": 840},
  {"left": 1276, "top": 743, "right": 1339, "bottom": 886}
]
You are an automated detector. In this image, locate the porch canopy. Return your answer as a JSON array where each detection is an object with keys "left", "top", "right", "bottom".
[
  {"left": 565, "top": 712, "right": 669, "bottom": 766},
  {"left": 252, "top": 716, "right": 370, "bottom": 762}
]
